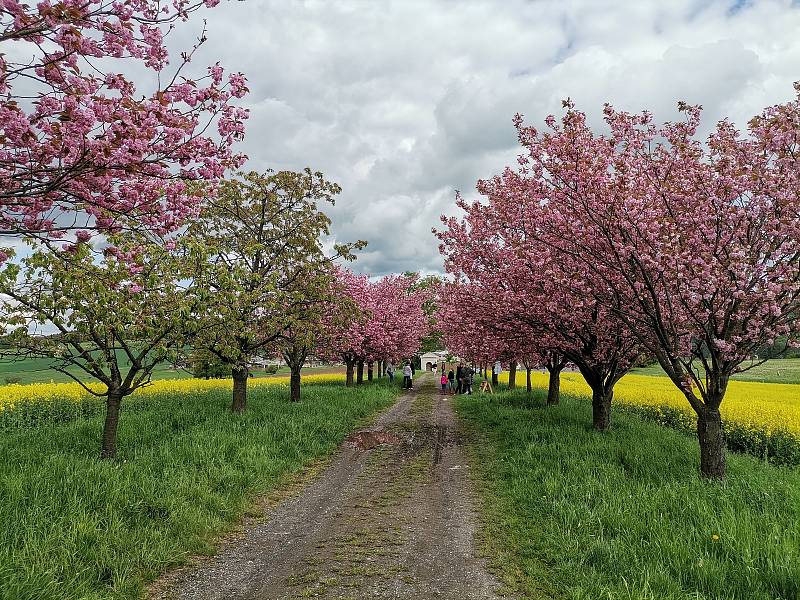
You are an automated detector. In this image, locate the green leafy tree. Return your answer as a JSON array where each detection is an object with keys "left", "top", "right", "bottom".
[
  {"left": 405, "top": 272, "right": 443, "bottom": 353},
  {"left": 278, "top": 273, "right": 361, "bottom": 402},
  {"left": 0, "top": 237, "right": 198, "bottom": 459},
  {"left": 189, "top": 170, "right": 364, "bottom": 412}
]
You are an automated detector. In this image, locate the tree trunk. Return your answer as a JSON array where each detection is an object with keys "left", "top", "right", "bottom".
[
  {"left": 283, "top": 346, "right": 306, "bottom": 402},
  {"left": 100, "top": 389, "right": 123, "bottom": 459},
  {"left": 547, "top": 365, "right": 562, "bottom": 405},
  {"left": 290, "top": 366, "right": 301, "bottom": 402},
  {"left": 367, "top": 361, "right": 374, "bottom": 382},
  {"left": 357, "top": 360, "right": 364, "bottom": 384},
  {"left": 526, "top": 367, "right": 532, "bottom": 393},
  {"left": 697, "top": 407, "right": 726, "bottom": 480},
  {"left": 508, "top": 361, "right": 516, "bottom": 390},
  {"left": 231, "top": 365, "right": 248, "bottom": 412},
  {"left": 345, "top": 359, "right": 355, "bottom": 387},
  {"left": 591, "top": 387, "right": 612, "bottom": 431},
  {"left": 492, "top": 370, "right": 498, "bottom": 387}
]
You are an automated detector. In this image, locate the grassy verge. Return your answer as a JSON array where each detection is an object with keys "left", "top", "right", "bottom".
[
  {"left": 618, "top": 402, "right": 800, "bottom": 466},
  {"left": 502, "top": 371, "right": 800, "bottom": 465},
  {"left": 0, "top": 381, "right": 398, "bottom": 600},
  {"left": 457, "top": 389, "right": 800, "bottom": 600}
]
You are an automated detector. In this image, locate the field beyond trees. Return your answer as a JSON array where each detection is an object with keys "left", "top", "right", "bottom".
[
  {"left": 0, "top": 355, "right": 344, "bottom": 386},
  {"left": 631, "top": 359, "right": 800, "bottom": 385},
  {"left": 500, "top": 365, "right": 800, "bottom": 466}
]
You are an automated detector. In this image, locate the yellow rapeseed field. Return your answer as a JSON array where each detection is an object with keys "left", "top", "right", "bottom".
[
  {"left": 501, "top": 371, "right": 800, "bottom": 436},
  {"left": 0, "top": 373, "right": 346, "bottom": 412}
]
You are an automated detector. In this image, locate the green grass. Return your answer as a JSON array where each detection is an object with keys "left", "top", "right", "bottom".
[
  {"left": 0, "top": 381, "right": 398, "bottom": 600},
  {"left": 0, "top": 354, "right": 340, "bottom": 385},
  {"left": 457, "top": 389, "right": 800, "bottom": 600},
  {"left": 631, "top": 358, "right": 800, "bottom": 385}
]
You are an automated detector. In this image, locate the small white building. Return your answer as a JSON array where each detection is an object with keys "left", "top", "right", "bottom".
[{"left": 420, "top": 350, "right": 450, "bottom": 371}]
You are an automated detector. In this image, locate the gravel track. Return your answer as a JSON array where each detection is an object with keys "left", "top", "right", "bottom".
[{"left": 152, "top": 373, "right": 500, "bottom": 600}]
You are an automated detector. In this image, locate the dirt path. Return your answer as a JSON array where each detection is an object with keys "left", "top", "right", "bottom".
[{"left": 152, "top": 372, "right": 500, "bottom": 600}]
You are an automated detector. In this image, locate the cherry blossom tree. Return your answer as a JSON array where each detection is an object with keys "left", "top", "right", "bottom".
[
  {"left": 437, "top": 186, "right": 643, "bottom": 430},
  {"left": 362, "top": 274, "right": 430, "bottom": 377},
  {"left": 0, "top": 0, "right": 248, "bottom": 243},
  {"left": 501, "top": 87, "right": 800, "bottom": 479},
  {"left": 320, "top": 270, "right": 430, "bottom": 386},
  {"left": 317, "top": 269, "right": 369, "bottom": 387},
  {"left": 438, "top": 277, "right": 539, "bottom": 391}
]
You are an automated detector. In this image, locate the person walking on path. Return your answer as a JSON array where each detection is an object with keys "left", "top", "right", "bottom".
[
  {"left": 447, "top": 368, "right": 455, "bottom": 394},
  {"left": 440, "top": 372, "right": 448, "bottom": 394},
  {"left": 403, "top": 362, "right": 413, "bottom": 390},
  {"left": 386, "top": 362, "right": 395, "bottom": 382},
  {"left": 456, "top": 364, "right": 463, "bottom": 394},
  {"left": 463, "top": 366, "right": 474, "bottom": 395}
]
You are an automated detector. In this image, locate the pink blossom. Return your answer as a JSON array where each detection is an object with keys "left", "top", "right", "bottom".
[{"left": 0, "top": 0, "right": 249, "bottom": 245}]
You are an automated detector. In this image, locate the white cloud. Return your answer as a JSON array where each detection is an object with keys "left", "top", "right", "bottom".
[{"left": 178, "top": 0, "right": 800, "bottom": 275}]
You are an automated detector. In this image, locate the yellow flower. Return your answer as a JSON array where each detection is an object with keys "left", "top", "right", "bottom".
[
  {"left": 0, "top": 373, "right": 347, "bottom": 411},
  {"left": 499, "top": 371, "right": 800, "bottom": 438},
  {"left": 712, "top": 534, "right": 720, "bottom": 541}
]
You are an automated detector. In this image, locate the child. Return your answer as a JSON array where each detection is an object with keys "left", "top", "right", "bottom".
[{"left": 440, "top": 372, "right": 448, "bottom": 394}]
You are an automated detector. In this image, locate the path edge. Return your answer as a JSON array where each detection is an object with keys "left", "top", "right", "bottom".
[
  {"left": 145, "top": 385, "right": 403, "bottom": 599},
  {"left": 452, "top": 393, "right": 561, "bottom": 600}
]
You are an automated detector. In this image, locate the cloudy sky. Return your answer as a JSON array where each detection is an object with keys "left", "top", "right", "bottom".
[{"left": 181, "top": 0, "right": 800, "bottom": 276}]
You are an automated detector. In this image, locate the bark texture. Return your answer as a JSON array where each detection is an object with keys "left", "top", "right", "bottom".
[
  {"left": 100, "top": 389, "right": 123, "bottom": 459},
  {"left": 591, "top": 387, "right": 612, "bottom": 431},
  {"left": 231, "top": 365, "right": 248, "bottom": 412},
  {"left": 547, "top": 366, "right": 562, "bottom": 406},
  {"left": 697, "top": 407, "right": 727, "bottom": 480},
  {"left": 290, "top": 368, "right": 301, "bottom": 402},
  {"left": 507, "top": 362, "right": 516, "bottom": 390}
]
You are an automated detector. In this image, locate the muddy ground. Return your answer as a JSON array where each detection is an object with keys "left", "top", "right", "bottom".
[{"left": 152, "top": 373, "right": 500, "bottom": 600}]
